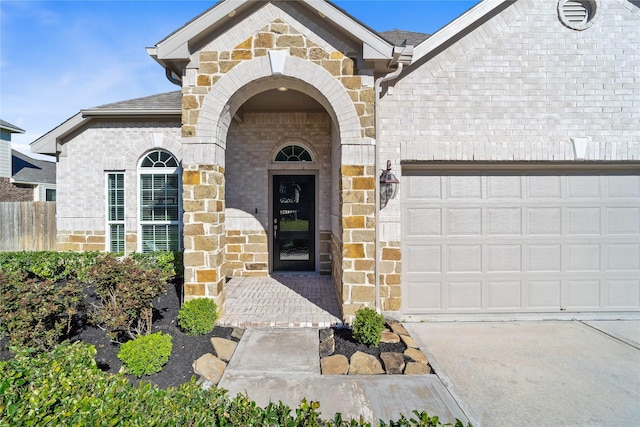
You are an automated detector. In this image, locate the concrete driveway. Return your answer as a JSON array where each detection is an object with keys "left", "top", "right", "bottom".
[{"left": 406, "top": 320, "right": 640, "bottom": 427}]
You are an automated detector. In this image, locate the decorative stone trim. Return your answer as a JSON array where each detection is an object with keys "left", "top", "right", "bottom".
[
  {"left": 340, "top": 165, "right": 376, "bottom": 318},
  {"left": 182, "top": 164, "right": 226, "bottom": 307},
  {"left": 224, "top": 229, "right": 269, "bottom": 277},
  {"left": 380, "top": 241, "right": 402, "bottom": 311},
  {"left": 183, "top": 18, "right": 374, "bottom": 139},
  {"left": 56, "top": 230, "right": 106, "bottom": 252}
]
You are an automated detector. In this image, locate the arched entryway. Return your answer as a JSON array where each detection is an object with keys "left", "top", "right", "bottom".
[{"left": 181, "top": 52, "right": 376, "bottom": 322}]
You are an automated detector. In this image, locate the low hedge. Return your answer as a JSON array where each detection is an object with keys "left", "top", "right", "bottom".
[{"left": 0, "top": 342, "right": 470, "bottom": 426}]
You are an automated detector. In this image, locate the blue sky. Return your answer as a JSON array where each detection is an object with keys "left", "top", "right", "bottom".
[{"left": 1, "top": 0, "right": 479, "bottom": 159}]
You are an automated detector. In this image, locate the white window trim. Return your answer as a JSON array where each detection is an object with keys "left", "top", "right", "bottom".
[
  {"left": 105, "top": 171, "right": 125, "bottom": 253},
  {"left": 137, "top": 151, "right": 182, "bottom": 253}
]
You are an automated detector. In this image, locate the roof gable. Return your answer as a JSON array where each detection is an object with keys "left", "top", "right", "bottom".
[{"left": 147, "top": 0, "right": 403, "bottom": 77}]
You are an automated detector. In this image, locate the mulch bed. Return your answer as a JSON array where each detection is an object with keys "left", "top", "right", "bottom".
[
  {"left": 328, "top": 327, "right": 407, "bottom": 360},
  {"left": 0, "top": 282, "right": 238, "bottom": 390}
]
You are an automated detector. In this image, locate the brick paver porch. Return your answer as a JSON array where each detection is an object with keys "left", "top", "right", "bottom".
[{"left": 217, "top": 274, "right": 344, "bottom": 328}]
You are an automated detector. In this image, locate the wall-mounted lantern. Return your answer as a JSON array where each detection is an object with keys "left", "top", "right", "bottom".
[{"left": 379, "top": 160, "right": 399, "bottom": 208}]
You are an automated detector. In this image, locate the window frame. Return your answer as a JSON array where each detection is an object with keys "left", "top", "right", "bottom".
[
  {"left": 106, "top": 172, "right": 125, "bottom": 253},
  {"left": 137, "top": 150, "right": 182, "bottom": 253}
]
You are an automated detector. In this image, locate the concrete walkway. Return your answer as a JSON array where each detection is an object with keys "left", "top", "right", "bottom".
[
  {"left": 406, "top": 320, "right": 640, "bottom": 427},
  {"left": 218, "top": 275, "right": 343, "bottom": 328},
  {"left": 218, "top": 328, "right": 469, "bottom": 425}
]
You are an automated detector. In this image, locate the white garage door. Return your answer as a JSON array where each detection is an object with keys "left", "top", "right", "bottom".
[{"left": 402, "top": 168, "right": 640, "bottom": 314}]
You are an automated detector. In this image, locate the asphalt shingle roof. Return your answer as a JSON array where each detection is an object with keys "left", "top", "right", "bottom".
[
  {"left": 90, "top": 91, "right": 182, "bottom": 111},
  {"left": 12, "top": 150, "right": 56, "bottom": 184},
  {"left": 379, "top": 29, "right": 430, "bottom": 46}
]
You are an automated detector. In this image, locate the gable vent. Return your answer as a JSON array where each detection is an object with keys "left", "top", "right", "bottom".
[
  {"left": 558, "top": 0, "right": 597, "bottom": 30},
  {"left": 563, "top": 1, "right": 589, "bottom": 24}
]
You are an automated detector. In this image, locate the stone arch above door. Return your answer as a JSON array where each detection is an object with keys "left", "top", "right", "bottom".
[{"left": 188, "top": 53, "right": 366, "bottom": 166}]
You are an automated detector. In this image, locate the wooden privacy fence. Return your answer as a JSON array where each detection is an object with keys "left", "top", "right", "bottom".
[{"left": 0, "top": 202, "right": 56, "bottom": 251}]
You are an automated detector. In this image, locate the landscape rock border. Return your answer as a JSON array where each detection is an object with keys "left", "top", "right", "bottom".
[
  {"left": 320, "top": 321, "right": 432, "bottom": 375},
  {"left": 193, "top": 327, "right": 244, "bottom": 385}
]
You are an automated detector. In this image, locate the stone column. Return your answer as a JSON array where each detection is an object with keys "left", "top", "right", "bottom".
[
  {"left": 182, "top": 165, "right": 226, "bottom": 307},
  {"left": 340, "top": 165, "right": 376, "bottom": 320}
]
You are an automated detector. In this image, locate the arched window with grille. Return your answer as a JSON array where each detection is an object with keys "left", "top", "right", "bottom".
[{"left": 139, "top": 150, "right": 181, "bottom": 252}]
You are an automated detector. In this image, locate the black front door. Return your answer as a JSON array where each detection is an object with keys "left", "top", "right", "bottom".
[{"left": 273, "top": 175, "right": 315, "bottom": 271}]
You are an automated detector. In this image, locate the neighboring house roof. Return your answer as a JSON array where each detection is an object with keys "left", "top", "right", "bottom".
[
  {"left": 11, "top": 149, "right": 56, "bottom": 185},
  {"left": 31, "top": 91, "right": 182, "bottom": 155},
  {"left": 379, "top": 30, "right": 430, "bottom": 46},
  {"left": 0, "top": 119, "right": 25, "bottom": 134}
]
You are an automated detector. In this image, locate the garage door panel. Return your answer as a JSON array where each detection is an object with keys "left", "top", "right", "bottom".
[
  {"left": 488, "top": 175, "right": 522, "bottom": 198},
  {"left": 406, "top": 175, "right": 442, "bottom": 199},
  {"left": 529, "top": 208, "right": 562, "bottom": 235},
  {"left": 488, "top": 244, "right": 522, "bottom": 272},
  {"left": 448, "top": 208, "right": 482, "bottom": 235},
  {"left": 488, "top": 281, "right": 522, "bottom": 310},
  {"left": 607, "top": 244, "right": 640, "bottom": 271},
  {"left": 566, "top": 280, "right": 601, "bottom": 309},
  {"left": 448, "top": 245, "right": 482, "bottom": 272},
  {"left": 567, "top": 207, "right": 601, "bottom": 235},
  {"left": 488, "top": 208, "right": 522, "bottom": 235},
  {"left": 449, "top": 176, "right": 482, "bottom": 198},
  {"left": 405, "top": 279, "right": 442, "bottom": 310},
  {"left": 403, "top": 170, "right": 640, "bottom": 314},
  {"left": 607, "top": 175, "right": 640, "bottom": 198},
  {"left": 406, "top": 208, "right": 441, "bottom": 236},
  {"left": 568, "top": 176, "right": 601, "bottom": 198},
  {"left": 607, "top": 280, "right": 640, "bottom": 307},
  {"left": 607, "top": 208, "right": 640, "bottom": 234},
  {"left": 449, "top": 281, "right": 482, "bottom": 309},
  {"left": 527, "top": 280, "right": 561, "bottom": 309},
  {"left": 567, "top": 244, "right": 601, "bottom": 271},
  {"left": 406, "top": 244, "right": 442, "bottom": 273},
  {"left": 528, "top": 175, "right": 561, "bottom": 198},
  {"left": 528, "top": 244, "right": 562, "bottom": 271}
]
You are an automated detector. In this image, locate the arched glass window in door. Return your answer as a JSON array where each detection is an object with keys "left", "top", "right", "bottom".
[
  {"left": 275, "top": 145, "right": 313, "bottom": 162},
  {"left": 139, "top": 150, "right": 181, "bottom": 253}
]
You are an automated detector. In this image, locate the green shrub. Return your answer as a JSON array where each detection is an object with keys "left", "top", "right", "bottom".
[
  {"left": 118, "top": 332, "right": 173, "bottom": 377},
  {"left": 130, "top": 251, "right": 183, "bottom": 282},
  {"left": 86, "top": 254, "right": 166, "bottom": 341},
  {"left": 0, "top": 270, "right": 83, "bottom": 352},
  {"left": 0, "top": 341, "right": 470, "bottom": 426},
  {"left": 178, "top": 298, "right": 218, "bottom": 335},
  {"left": 0, "top": 251, "right": 102, "bottom": 283},
  {"left": 352, "top": 307, "right": 386, "bottom": 347}
]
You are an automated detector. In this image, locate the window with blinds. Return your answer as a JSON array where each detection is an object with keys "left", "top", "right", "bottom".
[
  {"left": 139, "top": 150, "right": 181, "bottom": 253},
  {"left": 107, "top": 172, "right": 125, "bottom": 253}
]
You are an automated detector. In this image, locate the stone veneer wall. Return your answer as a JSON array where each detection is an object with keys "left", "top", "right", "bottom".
[
  {"left": 339, "top": 165, "right": 376, "bottom": 320},
  {"left": 180, "top": 17, "right": 378, "bottom": 314},
  {"left": 182, "top": 18, "right": 375, "bottom": 140},
  {"left": 225, "top": 229, "right": 269, "bottom": 277},
  {"left": 182, "top": 165, "right": 226, "bottom": 306},
  {"left": 379, "top": 241, "right": 402, "bottom": 311},
  {"left": 56, "top": 230, "right": 106, "bottom": 252}
]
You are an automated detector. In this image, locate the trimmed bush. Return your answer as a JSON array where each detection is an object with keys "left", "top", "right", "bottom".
[
  {"left": 178, "top": 298, "right": 218, "bottom": 335},
  {"left": 352, "top": 307, "right": 386, "bottom": 347},
  {"left": 118, "top": 332, "right": 173, "bottom": 377},
  {"left": 0, "top": 342, "right": 470, "bottom": 426}
]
